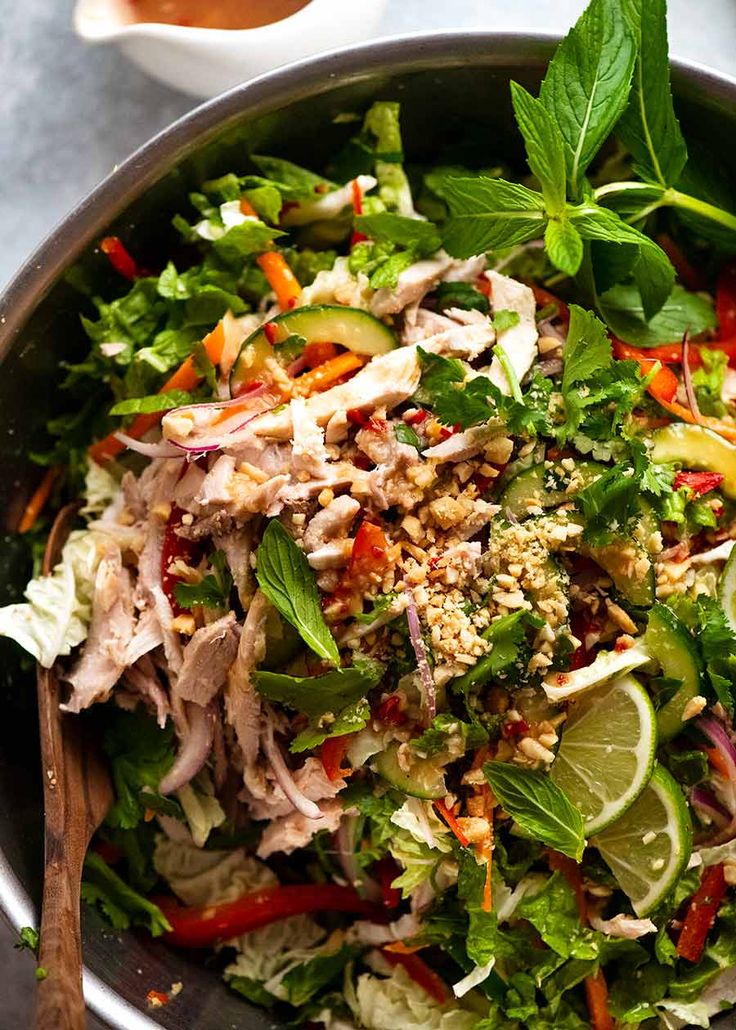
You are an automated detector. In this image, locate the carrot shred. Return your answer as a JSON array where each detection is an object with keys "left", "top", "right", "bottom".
[
  {"left": 89, "top": 321, "right": 226, "bottom": 464},
  {"left": 239, "top": 198, "right": 258, "bottom": 218},
  {"left": 433, "top": 800, "right": 470, "bottom": 848},
  {"left": 294, "top": 352, "right": 365, "bottom": 395},
  {"left": 656, "top": 396, "right": 736, "bottom": 443},
  {"left": 584, "top": 970, "right": 615, "bottom": 1030},
  {"left": 547, "top": 849, "right": 587, "bottom": 921},
  {"left": 257, "top": 251, "right": 302, "bottom": 311},
  {"left": 703, "top": 746, "right": 733, "bottom": 779},
  {"left": 18, "top": 467, "right": 61, "bottom": 533}
]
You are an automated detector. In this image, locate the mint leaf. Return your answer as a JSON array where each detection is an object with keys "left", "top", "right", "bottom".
[
  {"left": 617, "top": 0, "right": 687, "bottom": 187},
  {"left": 253, "top": 655, "right": 384, "bottom": 717},
  {"left": 545, "top": 218, "right": 584, "bottom": 277},
  {"left": 492, "top": 310, "right": 521, "bottom": 334},
  {"left": 173, "top": 551, "right": 233, "bottom": 611},
  {"left": 562, "top": 304, "right": 612, "bottom": 395},
  {"left": 516, "top": 873, "right": 598, "bottom": 959},
  {"left": 290, "top": 699, "right": 371, "bottom": 753},
  {"left": 599, "top": 283, "right": 716, "bottom": 347},
  {"left": 442, "top": 178, "right": 547, "bottom": 258},
  {"left": 435, "top": 280, "right": 490, "bottom": 315},
  {"left": 355, "top": 212, "right": 440, "bottom": 256},
  {"left": 250, "top": 154, "right": 335, "bottom": 198},
  {"left": 281, "top": 944, "right": 361, "bottom": 1007},
  {"left": 103, "top": 709, "right": 179, "bottom": 830},
  {"left": 394, "top": 423, "right": 420, "bottom": 448},
  {"left": 483, "top": 762, "right": 586, "bottom": 861},
  {"left": 539, "top": 0, "right": 637, "bottom": 192},
  {"left": 211, "top": 220, "right": 281, "bottom": 267},
  {"left": 569, "top": 204, "right": 674, "bottom": 318},
  {"left": 510, "top": 81, "right": 567, "bottom": 216},
  {"left": 109, "top": 389, "right": 195, "bottom": 416},
  {"left": 256, "top": 520, "right": 340, "bottom": 666}
]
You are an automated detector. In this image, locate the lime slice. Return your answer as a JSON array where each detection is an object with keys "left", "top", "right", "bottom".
[
  {"left": 550, "top": 674, "right": 657, "bottom": 835},
  {"left": 592, "top": 764, "right": 693, "bottom": 916},
  {"left": 718, "top": 544, "right": 736, "bottom": 635}
]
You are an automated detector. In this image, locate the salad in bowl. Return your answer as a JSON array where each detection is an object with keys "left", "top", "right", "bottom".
[{"left": 3, "top": 0, "right": 736, "bottom": 1026}]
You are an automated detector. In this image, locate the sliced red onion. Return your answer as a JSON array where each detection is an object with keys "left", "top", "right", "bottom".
[
  {"left": 405, "top": 591, "right": 436, "bottom": 725},
  {"left": 262, "top": 714, "right": 324, "bottom": 821},
  {"left": 114, "top": 432, "right": 184, "bottom": 459},
  {"left": 163, "top": 390, "right": 276, "bottom": 454},
  {"left": 538, "top": 358, "right": 564, "bottom": 377},
  {"left": 691, "top": 786, "right": 731, "bottom": 830},
  {"left": 682, "top": 332, "right": 703, "bottom": 423},
  {"left": 286, "top": 354, "right": 310, "bottom": 378},
  {"left": 159, "top": 702, "right": 216, "bottom": 795},
  {"left": 698, "top": 715, "right": 736, "bottom": 781},
  {"left": 334, "top": 815, "right": 383, "bottom": 902},
  {"left": 537, "top": 318, "right": 567, "bottom": 342}
]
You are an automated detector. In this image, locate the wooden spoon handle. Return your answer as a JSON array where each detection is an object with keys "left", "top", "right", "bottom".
[{"left": 35, "top": 838, "right": 86, "bottom": 1029}]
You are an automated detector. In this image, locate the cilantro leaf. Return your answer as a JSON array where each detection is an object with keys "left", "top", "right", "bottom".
[
  {"left": 253, "top": 654, "right": 384, "bottom": 717},
  {"left": 562, "top": 304, "right": 612, "bottom": 395},
  {"left": 539, "top": 0, "right": 637, "bottom": 193},
  {"left": 617, "top": 0, "right": 688, "bottom": 187},
  {"left": 81, "top": 852, "right": 171, "bottom": 936},
  {"left": 492, "top": 309, "right": 521, "bottom": 333},
  {"left": 102, "top": 709, "right": 180, "bottom": 830},
  {"left": 510, "top": 81, "right": 567, "bottom": 217},
  {"left": 483, "top": 762, "right": 586, "bottom": 861},
  {"left": 442, "top": 177, "right": 547, "bottom": 258},
  {"left": 256, "top": 520, "right": 340, "bottom": 666},
  {"left": 411, "top": 713, "right": 486, "bottom": 758},
  {"left": 394, "top": 423, "right": 420, "bottom": 448}
]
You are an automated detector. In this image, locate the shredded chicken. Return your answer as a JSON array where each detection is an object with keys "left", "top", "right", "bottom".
[{"left": 176, "top": 612, "right": 241, "bottom": 707}]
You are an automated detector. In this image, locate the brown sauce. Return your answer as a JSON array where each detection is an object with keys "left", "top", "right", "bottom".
[{"left": 123, "top": 0, "right": 312, "bottom": 30}]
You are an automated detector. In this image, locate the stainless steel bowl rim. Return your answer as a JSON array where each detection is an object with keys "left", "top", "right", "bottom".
[{"left": 2, "top": 30, "right": 735, "bottom": 1029}]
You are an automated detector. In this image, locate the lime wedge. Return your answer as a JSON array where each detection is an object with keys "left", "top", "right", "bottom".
[
  {"left": 550, "top": 674, "right": 657, "bottom": 835},
  {"left": 592, "top": 764, "right": 692, "bottom": 916},
  {"left": 719, "top": 544, "right": 736, "bottom": 635}
]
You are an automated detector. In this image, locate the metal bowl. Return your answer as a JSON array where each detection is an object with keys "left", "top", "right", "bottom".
[{"left": 1, "top": 32, "right": 735, "bottom": 1030}]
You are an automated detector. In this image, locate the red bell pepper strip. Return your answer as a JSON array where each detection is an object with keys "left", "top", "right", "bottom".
[
  {"left": 677, "top": 863, "right": 728, "bottom": 963},
  {"left": 156, "top": 884, "right": 386, "bottom": 948},
  {"left": 717, "top": 262, "right": 736, "bottom": 339},
  {"left": 433, "top": 800, "right": 470, "bottom": 848},
  {"left": 382, "top": 951, "right": 450, "bottom": 1004},
  {"left": 161, "top": 505, "right": 202, "bottom": 616},
  {"left": 320, "top": 735, "right": 352, "bottom": 782},
  {"left": 350, "top": 179, "right": 369, "bottom": 248},
  {"left": 615, "top": 336, "right": 736, "bottom": 369},
  {"left": 673, "top": 470, "right": 725, "bottom": 496},
  {"left": 100, "top": 236, "right": 141, "bottom": 281},
  {"left": 374, "top": 855, "right": 402, "bottom": 909}
]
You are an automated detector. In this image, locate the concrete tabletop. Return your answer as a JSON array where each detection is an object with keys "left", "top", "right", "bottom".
[{"left": 2, "top": 0, "right": 736, "bottom": 1026}]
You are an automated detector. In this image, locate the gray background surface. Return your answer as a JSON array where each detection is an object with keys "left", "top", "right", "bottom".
[{"left": 2, "top": 0, "right": 736, "bottom": 1026}]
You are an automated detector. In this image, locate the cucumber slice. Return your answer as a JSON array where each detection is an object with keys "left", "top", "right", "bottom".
[
  {"left": 581, "top": 536, "right": 655, "bottom": 607},
  {"left": 501, "top": 461, "right": 605, "bottom": 520},
  {"left": 374, "top": 742, "right": 446, "bottom": 800},
  {"left": 719, "top": 545, "right": 736, "bottom": 635},
  {"left": 230, "top": 304, "right": 396, "bottom": 396},
  {"left": 645, "top": 603, "right": 705, "bottom": 741},
  {"left": 542, "top": 640, "right": 652, "bottom": 702},
  {"left": 650, "top": 423, "right": 736, "bottom": 499}
]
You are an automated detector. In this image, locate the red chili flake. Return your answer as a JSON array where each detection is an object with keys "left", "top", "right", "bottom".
[
  {"left": 473, "top": 473, "right": 493, "bottom": 496},
  {"left": 404, "top": 409, "right": 428, "bottom": 425},
  {"left": 614, "top": 637, "right": 633, "bottom": 652},
  {"left": 439, "top": 423, "right": 461, "bottom": 441},
  {"left": 475, "top": 274, "right": 492, "bottom": 298},
  {"left": 263, "top": 322, "right": 279, "bottom": 345},
  {"left": 673, "top": 470, "right": 725, "bottom": 497},
  {"left": 350, "top": 230, "right": 369, "bottom": 248},
  {"left": 146, "top": 990, "right": 169, "bottom": 1008},
  {"left": 502, "top": 718, "right": 530, "bottom": 739},
  {"left": 428, "top": 555, "right": 442, "bottom": 571},
  {"left": 280, "top": 200, "right": 300, "bottom": 217},
  {"left": 347, "top": 408, "right": 368, "bottom": 426},
  {"left": 376, "top": 694, "right": 407, "bottom": 726},
  {"left": 352, "top": 452, "right": 372, "bottom": 470}
]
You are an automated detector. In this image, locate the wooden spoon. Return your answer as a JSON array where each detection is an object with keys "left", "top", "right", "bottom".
[{"left": 35, "top": 505, "right": 113, "bottom": 1030}]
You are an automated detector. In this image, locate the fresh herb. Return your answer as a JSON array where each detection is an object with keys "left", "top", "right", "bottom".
[
  {"left": 483, "top": 762, "right": 586, "bottom": 860},
  {"left": 441, "top": 178, "right": 547, "bottom": 258},
  {"left": 281, "top": 945, "right": 361, "bottom": 1007},
  {"left": 109, "top": 389, "right": 195, "bottom": 417},
  {"left": 561, "top": 304, "right": 612, "bottom": 395},
  {"left": 355, "top": 212, "right": 440, "bottom": 255},
  {"left": 102, "top": 708, "right": 181, "bottom": 830},
  {"left": 599, "top": 283, "right": 716, "bottom": 348},
  {"left": 394, "top": 423, "right": 421, "bottom": 448},
  {"left": 81, "top": 852, "right": 171, "bottom": 936},
  {"left": 290, "top": 699, "right": 370, "bottom": 753},
  {"left": 250, "top": 154, "right": 336, "bottom": 198},
  {"left": 411, "top": 713, "right": 486, "bottom": 757},
  {"left": 492, "top": 309, "right": 521, "bottom": 333},
  {"left": 15, "top": 927, "right": 40, "bottom": 955},
  {"left": 516, "top": 873, "right": 598, "bottom": 960},
  {"left": 692, "top": 348, "right": 729, "bottom": 417},
  {"left": 256, "top": 520, "right": 340, "bottom": 666},
  {"left": 354, "top": 590, "right": 400, "bottom": 626},
  {"left": 173, "top": 550, "right": 233, "bottom": 610},
  {"left": 435, "top": 280, "right": 490, "bottom": 314},
  {"left": 253, "top": 654, "right": 384, "bottom": 717}
]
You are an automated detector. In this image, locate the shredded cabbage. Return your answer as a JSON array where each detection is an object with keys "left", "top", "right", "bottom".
[
  {"left": 153, "top": 837, "right": 275, "bottom": 906},
  {"left": 81, "top": 460, "right": 120, "bottom": 518},
  {"left": 0, "top": 529, "right": 103, "bottom": 667},
  {"left": 355, "top": 965, "right": 477, "bottom": 1030},
  {"left": 176, "top": 772, "right": 226, "bottom": 848}
]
